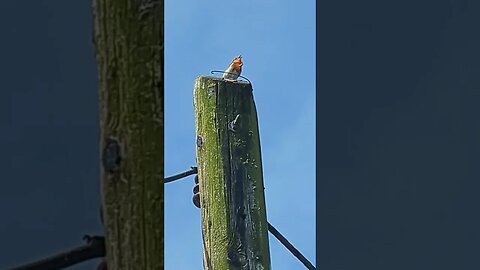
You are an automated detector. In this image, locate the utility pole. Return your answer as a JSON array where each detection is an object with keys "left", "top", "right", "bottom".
[
  {"left": 194, "top": 77, "right": 271, "bottom": 270},
  {"left": 92, "top": 1, "right": 164, "bottom": 269}
]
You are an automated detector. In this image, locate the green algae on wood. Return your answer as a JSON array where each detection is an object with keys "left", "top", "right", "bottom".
[{"left": 93, "top": 0, "right": 164, "bottom": 269}]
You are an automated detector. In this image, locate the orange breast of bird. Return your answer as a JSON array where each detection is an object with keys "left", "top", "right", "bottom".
[
  {"left": 231, "top": 56, "right": 243, "bottom": 74},
  {"left": 223, "top": 55, "right": 243, "bottom": 80}
]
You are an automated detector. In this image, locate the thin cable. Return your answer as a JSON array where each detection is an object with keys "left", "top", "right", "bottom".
[
  {"left": 7, "top": 235, "right": 105, "bottom": 270},
  {"left": 210, "top": 70, "right": 252, "bottom": 85},
  {"left": 164, "top": 167, "right": 197, "bottom": 183},
  {"left": 268, "top": 222, "right": 316, "bottom": 270},
  {"left": 166, "top": 167, "right": 315, "bottom": 269}
]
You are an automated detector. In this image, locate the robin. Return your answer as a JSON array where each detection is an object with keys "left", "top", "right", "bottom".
[{"left": 223, "top": 55, "right": 243, "bottom": 81}]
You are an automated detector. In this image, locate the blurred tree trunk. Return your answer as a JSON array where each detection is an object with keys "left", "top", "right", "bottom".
[{"left": 92, "top": 0, "right": 164, "bottom": 269}]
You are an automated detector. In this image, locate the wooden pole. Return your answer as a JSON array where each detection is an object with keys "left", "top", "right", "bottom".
[
  {"left": 92, "top": 0, "right": 163, "bottom": 269},
  {"left": 194, "top": 76, "right": 271, "bottom": 270}
]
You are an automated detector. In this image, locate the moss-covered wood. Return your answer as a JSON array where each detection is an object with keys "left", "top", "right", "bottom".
[
  {"left": 194, "top": 76, "right": 271, "bottom": 270},
  {"left": 92, "top": 0, "right": 163, "bottom": 269}
]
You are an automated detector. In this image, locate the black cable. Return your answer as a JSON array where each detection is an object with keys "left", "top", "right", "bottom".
[
  {"left": 164, "top": 166, "right": 197, "bottom": 183},
  {"left": 210, "top": 70, "right": 252, "bottom": 85},
  {"left": 166, "top": 166, "right": 315, "bottom": 269},
  {"left": 268, "top": 222, "right": 316, "bottom": 270},
  {"left": 7, "top": 235, "right": 105, "bottom": 270}
]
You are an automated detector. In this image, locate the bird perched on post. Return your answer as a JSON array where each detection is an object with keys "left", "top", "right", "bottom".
[{"left": 223, "top": 55, "right": 243, "bottom": 81}]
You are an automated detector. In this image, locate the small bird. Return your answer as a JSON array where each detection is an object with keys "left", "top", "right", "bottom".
[{"left": 223, "top": 55, "right": 243, "bottom": 81}]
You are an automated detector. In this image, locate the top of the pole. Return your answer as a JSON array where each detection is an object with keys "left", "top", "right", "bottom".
[{"left": 196, "top": 75, "right": 251, "bottom": 85}]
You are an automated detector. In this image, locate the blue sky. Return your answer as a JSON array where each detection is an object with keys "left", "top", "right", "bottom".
[{"left": 165, "top": 0, "right": 315, "bottom": 269}]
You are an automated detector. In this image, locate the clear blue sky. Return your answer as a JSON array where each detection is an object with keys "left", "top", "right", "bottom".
[{"left": 165, "top": 0, "right": 316, "bottom": 269}]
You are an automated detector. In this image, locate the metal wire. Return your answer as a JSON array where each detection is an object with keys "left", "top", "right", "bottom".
[
  {"left": 164, "top": 167, "right": 197, "bottom": 183},
  {"left": 210, "top": 70, "right": 252, "bottom": 85},
  {"left": 268, "top": 222, "right": 316, "bottom": 269},
  {"left": 165, "top": 166, "right": 316, "bottom": 269}
]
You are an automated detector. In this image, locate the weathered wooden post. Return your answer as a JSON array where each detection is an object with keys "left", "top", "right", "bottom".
[
  {"left": 194, "top": 76, "right": 271, "bottom": 269},
  {"left": 92, "top": 0, "right": 164, "bottom": 269}
]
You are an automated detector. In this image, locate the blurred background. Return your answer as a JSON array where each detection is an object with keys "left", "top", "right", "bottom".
[{"left": 0, "top": 1, "right": 101, "bottom": 269}]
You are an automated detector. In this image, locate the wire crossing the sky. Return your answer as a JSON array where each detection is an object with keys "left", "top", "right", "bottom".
[
  {"left": 267, "top": 222, "right": 316, "bottom": 270},
  {"left": 165, "top": 167, "right": 316, "bottom": 269}
]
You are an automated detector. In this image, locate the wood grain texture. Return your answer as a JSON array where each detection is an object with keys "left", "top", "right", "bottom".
[
  {"left": 92, "top": 0, "right": 163, "bottom": 269},
  {"left": 194, "top": 77, "right": 271, "bottom": 270}
]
